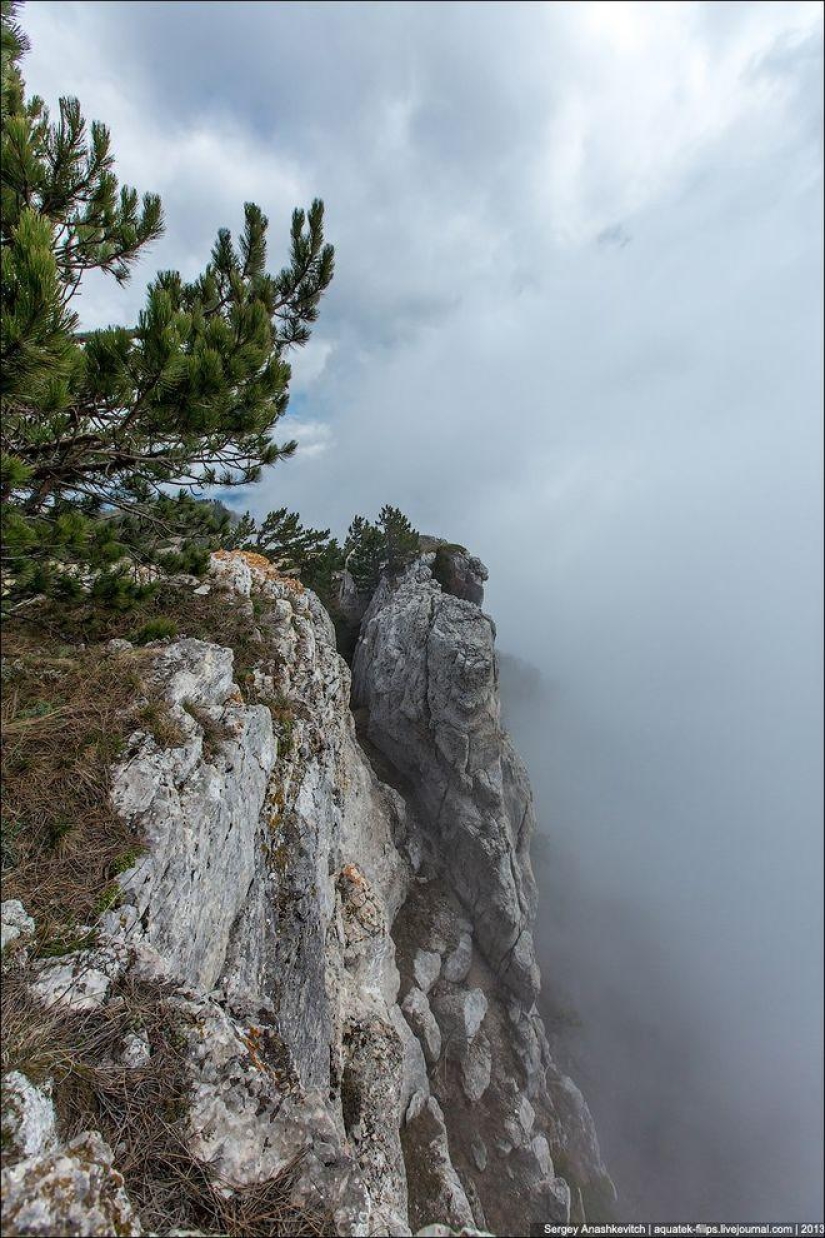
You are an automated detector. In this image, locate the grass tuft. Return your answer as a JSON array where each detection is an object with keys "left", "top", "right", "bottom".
[{"left": 0, "top": 637, "right": 153, "bottom": 941}]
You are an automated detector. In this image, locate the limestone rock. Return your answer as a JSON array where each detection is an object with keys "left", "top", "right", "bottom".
[
  {"left": 402, "top": 1097, "right": 475, "bottom": 1233},
  {"left": 0, "top": 549, "right": 607, "bottom": 1237},
  {"left": 209, "top": 551, "right": 252, "bottom": 596},
  {"left": 415, "top": 1227, "right": 492, "bottom": 1237},
  {"left": 412, "top": 949, "right": 442, "bottom": 994},
  {"left": 110, "top": 638, "right": 276, "bottom": 995},
  {"left": 0, "top": 1131, "right": 141, "bottom": 1236},
  {"left": 122, "top": 1033, "right": 151, "bottom": 1069},
  {"left": 352, "top": 560, "right": 541, "bottom": 1004},
  {"left": 442, "top": 932, "right": 473, "bottom": 984},
  {"left": 1, "top": 900, "right": 34, "bottom": 955},
  {"left": 531, "top": 1133, "right": 553, "bottom": 1178},
  {"left": 390, "top": 1004, "right": 430, "bottom": 1118},
  {"left": 31, "top": 950, "right": 117, "bottom": 1012},
  {"left": 471, "top": 1134, "right": 488, "bottom": 1172},
  {"left": 430, "top": 544, "right": 489, "bottom": 605},
  {"left": 401, "top": 986, "right": 442, "bottom": 1065},
  {"left": 430, "top": 987, "right": 487, "bottom": 1059},
  {"left": 545, "top": 1064, "right": 613, "bottom": 1195},
  {"left": 99, "top": 560, "right": 419, "bottom": 1233},
  {"left": 460, "top": 1031, "right": 491, "bottom": 1103},
  {"left": 518, "top": 1093, "right": 535, "bottom": 1135},
  {"left": 1, "top": 1073, "right": 57, "bottom": 1161}
]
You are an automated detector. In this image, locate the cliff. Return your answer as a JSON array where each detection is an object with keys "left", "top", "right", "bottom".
[{"left": 1, "top": 548, "right": 611, "bottom": 1236}]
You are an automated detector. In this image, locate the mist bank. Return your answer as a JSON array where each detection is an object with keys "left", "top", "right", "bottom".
[{"left": 499, "top": 646, "right": 824, "bottom": 1222}]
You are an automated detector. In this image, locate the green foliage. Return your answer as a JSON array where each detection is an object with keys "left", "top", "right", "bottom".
[
  {"left": 134, "top": 617, "right": 178, "bottom": 644},
  {"left": 343, "top": 505, "right": 420, "bottom": 593},
  {"left": 223, "top": 504, "right": 346, "bottom": 607},
  {"left": 344, "top": 515, "right": 385, "bottom": 593},
  {"left": 219, "top": 505, "right": 257, "bottom": 550},
  {"left": 92, "top": 881, "right": 122, "bottom": 917},
  {"left": 110, "top": 846, "right": 146, "bottom": 875},
  {"left": 378, "top": 504, "right": 419, "bottom": 574},
  {"left": 252, "top": 506, "right": 333, "bottom": 568},
  {"left": 0, "top": 2, "right": 334, "bottom": 612},
  {"left": 299, "top": 535, "right": 345, "bottom": 604}
]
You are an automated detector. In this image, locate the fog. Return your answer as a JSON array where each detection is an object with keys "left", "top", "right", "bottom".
[{"left": 22, "top": 0, "right": 824, "bottom": 1221}]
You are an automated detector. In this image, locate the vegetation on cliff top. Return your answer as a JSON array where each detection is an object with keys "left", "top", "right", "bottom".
[{"left": 0, "top": 0, "right": 333, "bottom": 613}]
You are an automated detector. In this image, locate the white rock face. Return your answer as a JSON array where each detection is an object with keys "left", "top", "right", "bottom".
[
  {"left": 1, "top": 1073, "right": 57, "bottom": 1160},
  {"left": 111, "top": 637, "right": 276, "bottom": 994},
  {"left": 1, "top": 1131, "right": 141, "bottom": 1237},
  {"left": 1, "top": 550, "right": 610, "bottom": 1235},
  {"left": 1, "top": 900, "right": 34, "bottom": 955},
  {"left": 102, "top": 558, "right": 423, "bottom": 1235}
]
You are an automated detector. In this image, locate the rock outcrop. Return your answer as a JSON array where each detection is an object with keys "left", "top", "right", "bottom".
[
  {"left": 353, "top": 557, "right": 540, "bottom": 1004},
  {"left": 2, "top": 547, "right": 611, "bottom": 1236}
]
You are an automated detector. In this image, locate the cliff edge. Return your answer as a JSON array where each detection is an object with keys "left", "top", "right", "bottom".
[{"left": 1, "top": 548, "right": 611, "bottom": 1236}]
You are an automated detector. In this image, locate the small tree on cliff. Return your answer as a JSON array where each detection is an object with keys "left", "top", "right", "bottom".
[
  {"left": 0, "top": 0, "right": 334, "bottom": 608},
  {"left": 344, "top": 506, "right": 419, "bottom": 592},
  {"left": 344, "top": 515, "right": 385, "bottom": 593},
  {"left": 251, "top": 506, "right": 334, "bottom": 573},
  {"left": 378, "top": 504, "right": 419, "bottom": 575}
]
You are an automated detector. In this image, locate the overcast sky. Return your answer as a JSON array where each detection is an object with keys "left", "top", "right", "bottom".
[{"left": 22, "top": 0, "right": 824, "bottom": 1221}]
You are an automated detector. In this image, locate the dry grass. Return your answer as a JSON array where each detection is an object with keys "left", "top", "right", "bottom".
[
  {"left": 1, "top": 962, "right": 332, "bottom": 1235},
  {"left": 0, "top": 590, "right": 331, "bottom": 1236},
  {"left": 1, "top": 584, "right": 277, "bottom": 946},
  {"left": 0, "top": 635, "right": 155, "bottom": 945},
  {"left": 19, "top": 580, "right": 270, "bottom": 687},
  {"left": 182, "top": 698, "right": 234, "bottom": 761}
]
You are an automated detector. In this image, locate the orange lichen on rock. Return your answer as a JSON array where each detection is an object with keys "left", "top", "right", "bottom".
[
  {"left": 340, "top": 863, "right": 368, "bottom": 889},
  {"left": 212, "top": 549, "right": 305, "bottom": 592}
]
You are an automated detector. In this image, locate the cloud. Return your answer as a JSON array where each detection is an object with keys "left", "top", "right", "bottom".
[
  {"left": 19, "top": 0, "right": 824, "bottom": 1219},
  {"left": 596, "top": 222, "right": 632, "bottom": 249},
  {"left": 279, "top": 417, "right": 333, "bottom": 463}
]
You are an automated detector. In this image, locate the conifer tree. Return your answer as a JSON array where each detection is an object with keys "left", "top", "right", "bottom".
[
  {"left": 299, "top": 537, "right": 344, "bottom": 606},
  {"left": 0, "top": 1, "right": 334, "bottom": 609},
  {"left": 378, "top": 504, "right": 419, "bottom": 575},
  {"left": 251, "top": 506, "right": 333, "bottom": 573},
  {"left": 343, "top": 515, "right": 385, "bottom": 594},
  {"left": 343, "top": 506, "right": 419, "bottom": 593}
]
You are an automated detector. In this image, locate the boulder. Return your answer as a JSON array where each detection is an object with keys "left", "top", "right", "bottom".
[
  {"left": 460, "top": 1031, "right": 492, "bottom": 1103},
  {"left": 0, "top": 1131, "right": 142, "bottom": 1236},
  {"left": 1, "top": 900, "right": 34, "bottom": 955},
  {"left": 402, "top": 986, "right": 442, "bottom": 1065},
  {"left": 413, "top": 948, "right": 442, "bottom": 994},
  {"left": 1, "top": 1073, "right": 58, "bottom": 1161},
  {"left": 431, "top": 987, "right": 487, "bottom": 1059},
  {"left": 442, "top": 932, "right": 473, "bottom": 984}
]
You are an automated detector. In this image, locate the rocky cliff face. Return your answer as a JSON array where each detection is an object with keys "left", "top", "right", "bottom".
[{"left": 1, "top": 548, "right": 611, "bottom": 1236}]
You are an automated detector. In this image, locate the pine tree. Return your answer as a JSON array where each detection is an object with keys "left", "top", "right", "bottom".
[
  {"left": 251, "top": 506, "right": 333, "bottom": 573},
  {"left": 344, "top": 515, "right": 386, "bottom": 593},
  {"left": 299, "top": 537, "right": 344, "bottom": 607},
  {"left": 0, "top": 1, "right": 334, "bottom": 610},
  {"left": 219, "top": 507, "right": 258, "bottom": 552},
  {"left": 343, "top": 506, "right": 419, "bottom": 594},
  {"left": 378, "top": 504, "right": 419, "bottom": 575}
]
